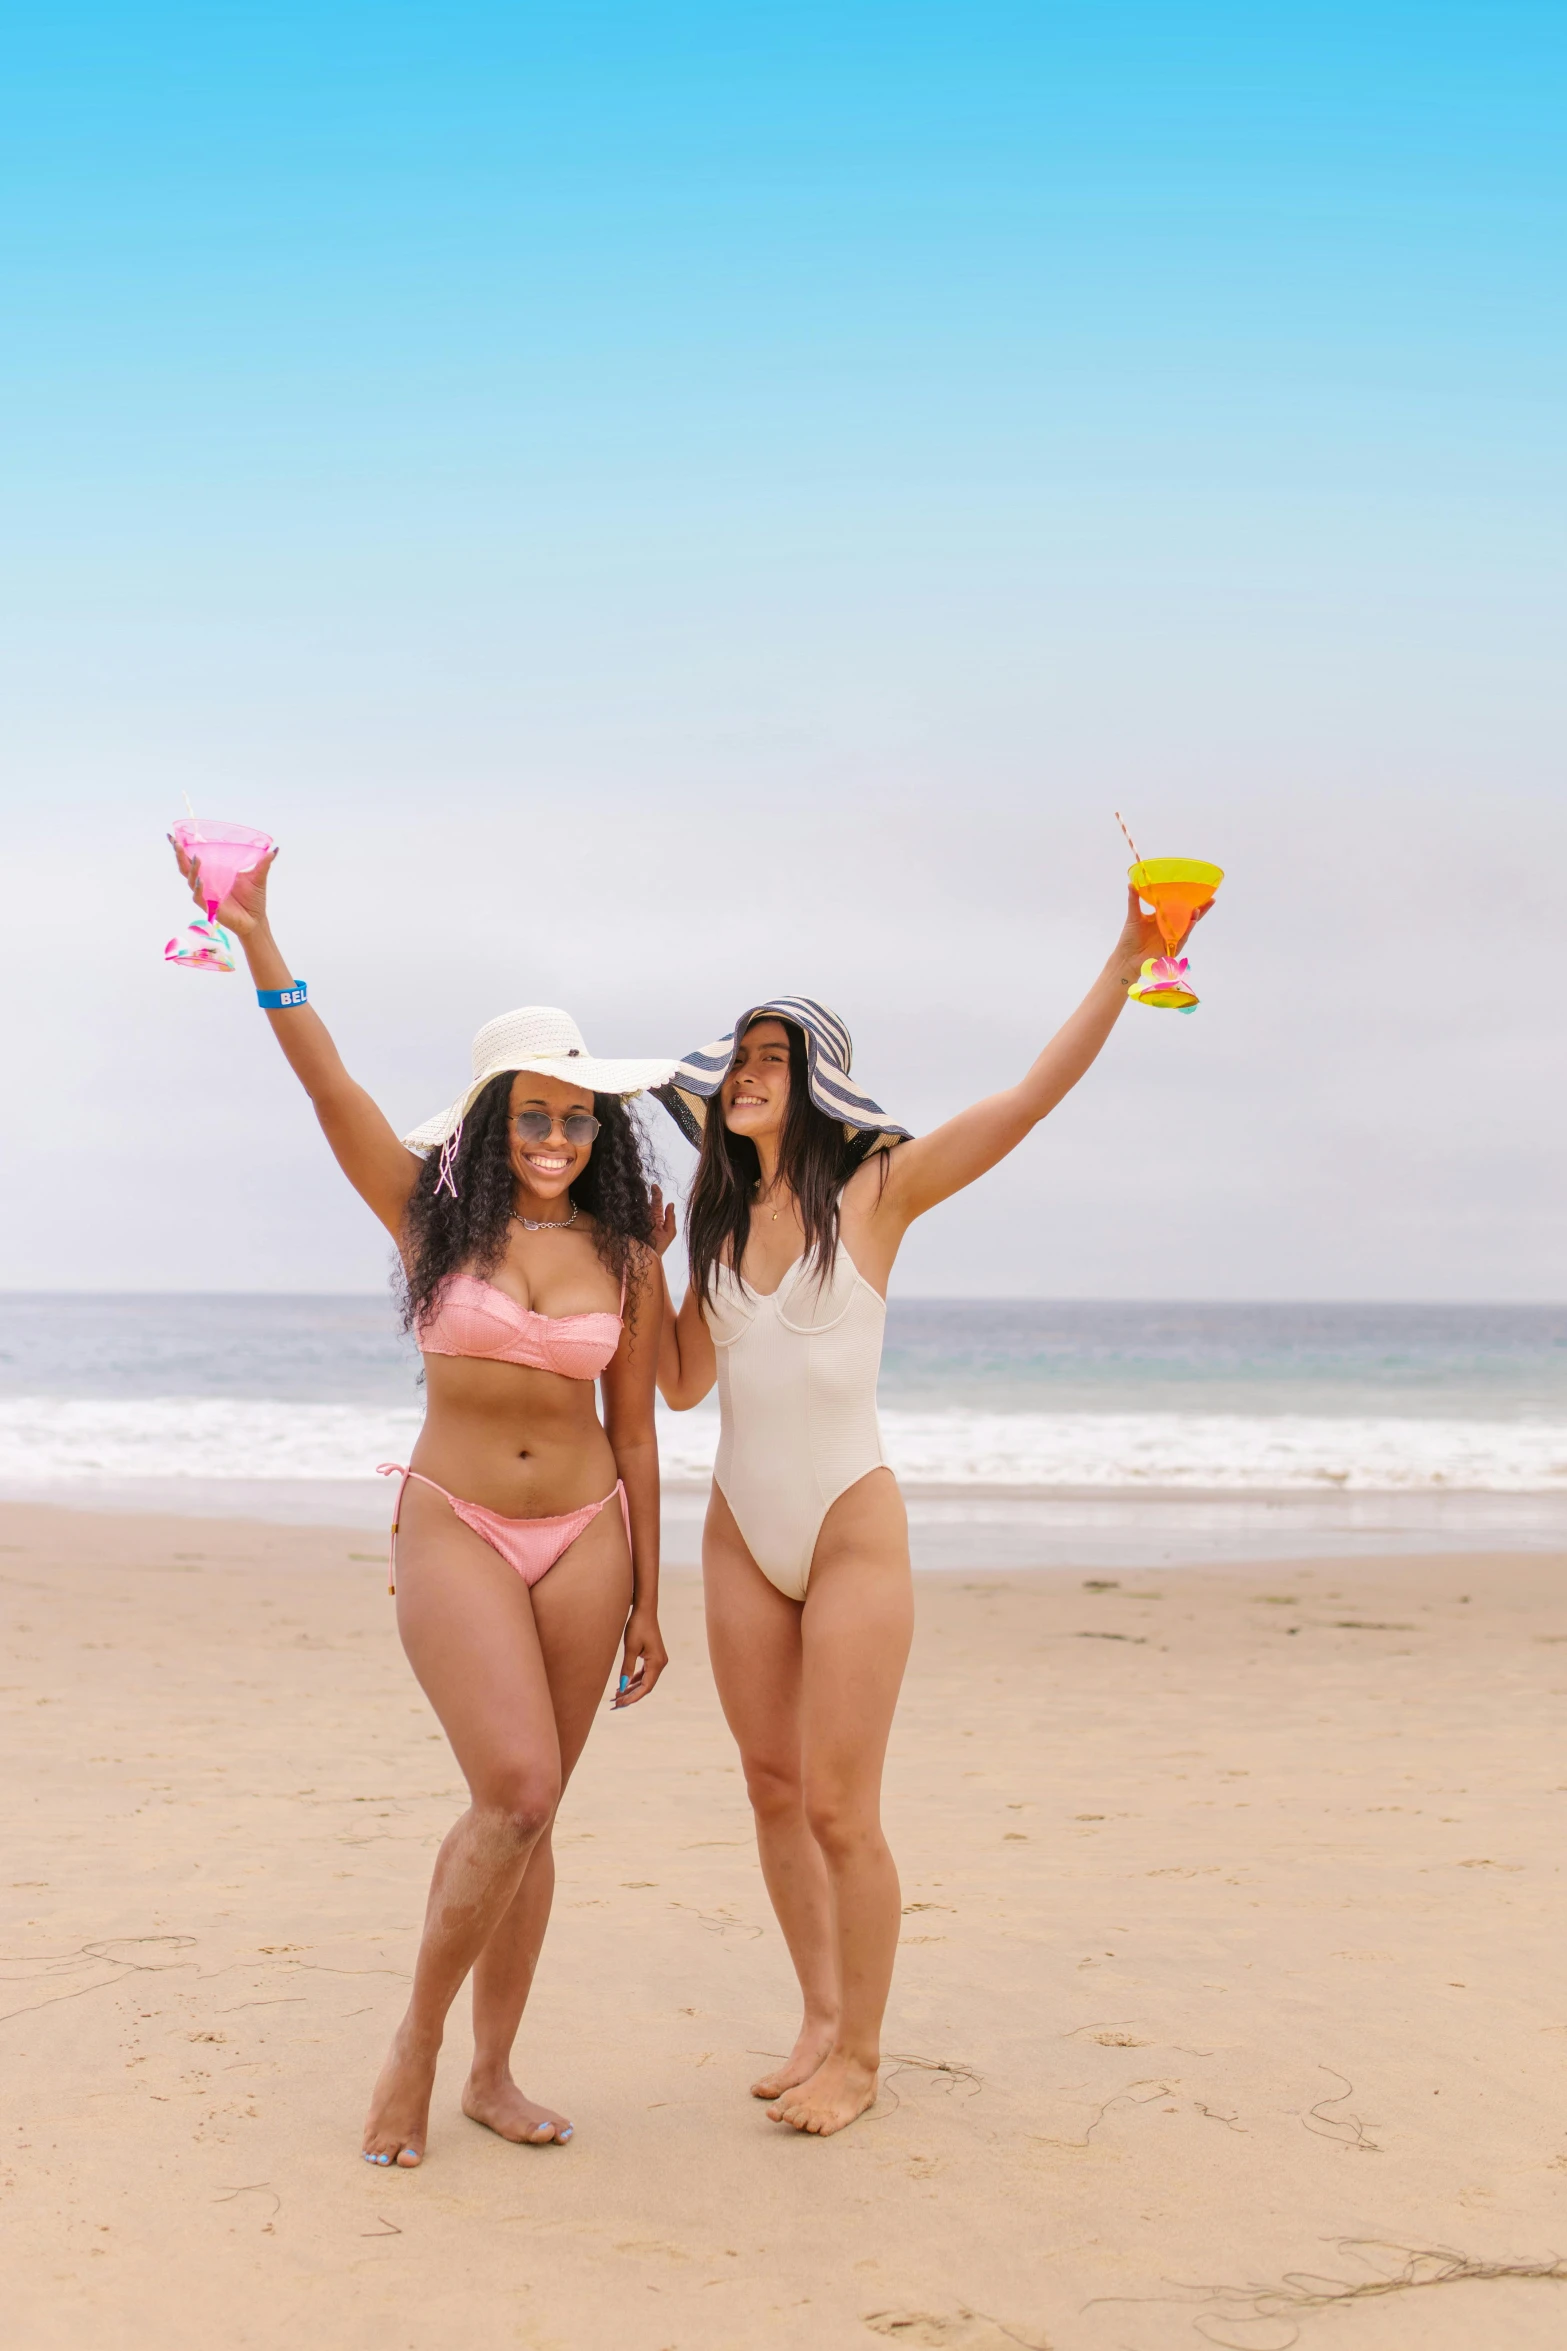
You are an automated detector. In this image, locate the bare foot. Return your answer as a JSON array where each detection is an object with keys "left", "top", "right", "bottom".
[
  {"left": 362, "top": 2023, "right": 440, "bottom": 2168},
  {"left": 766, "top": 2050, "right": 879, "bottom": 2136},
  {"left": 463, "top": 2071, "right": 574, "bottom": 2146},
  {"left": 750, "top": 2020, "right": 837, "bottom": 2101}
]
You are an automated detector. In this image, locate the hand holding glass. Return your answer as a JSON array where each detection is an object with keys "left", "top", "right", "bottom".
[
  {"left": 1125, "top": 857, "right": 1224, "bottom": 1013},
  {"left": 165, "top": 819, "right": 274, "bottom": 973}
]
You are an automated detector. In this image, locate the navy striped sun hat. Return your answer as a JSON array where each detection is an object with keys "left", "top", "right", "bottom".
[{"left": 654, "top": 997, "right": 911, "bottom": 1152}]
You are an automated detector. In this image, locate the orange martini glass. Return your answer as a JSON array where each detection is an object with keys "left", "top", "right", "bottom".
[{"left": 1126, "top": 856, "right": 1224, "bottom": 1012}]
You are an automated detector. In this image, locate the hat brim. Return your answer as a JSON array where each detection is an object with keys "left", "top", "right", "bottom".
[{"left": 403, "top": 1053, "right": 677, "bottom": 1154}]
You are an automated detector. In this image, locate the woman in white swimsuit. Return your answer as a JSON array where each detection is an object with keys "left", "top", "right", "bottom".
[{"left": 654, "top": 891, "right": 1184, "bottom": 2135}]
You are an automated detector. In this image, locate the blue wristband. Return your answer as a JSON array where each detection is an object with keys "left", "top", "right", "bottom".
[{"left": 257, "top": 981, "right": 307, "bottom": 1009}]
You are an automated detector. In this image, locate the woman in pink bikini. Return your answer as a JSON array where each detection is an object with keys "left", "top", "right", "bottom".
[{"left": 171, "top": 840, "right": 674, "bottom": 2170}]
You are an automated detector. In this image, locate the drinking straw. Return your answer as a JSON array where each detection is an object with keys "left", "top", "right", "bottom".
[{"left": 1114, "top": 810, "right": 1142, "bottom": 864}]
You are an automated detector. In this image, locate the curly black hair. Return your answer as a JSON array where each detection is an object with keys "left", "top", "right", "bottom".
[{"left": 398, "top": 1072, "right": 658, "bottom": 1332}]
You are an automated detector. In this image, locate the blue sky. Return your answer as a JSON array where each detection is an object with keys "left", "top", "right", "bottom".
[
  {"left": 2, "top": 4, "right": 1563, "bottom": 1294},
  {"left": 8, "top": 9, "right": 1563, "bottom": 501}
]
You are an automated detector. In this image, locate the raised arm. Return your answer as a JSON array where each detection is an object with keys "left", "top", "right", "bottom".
[
  {"left": 649, "top": 1189, "right": 717, "bottom": 1410},
  {"left": 170, "top": 839, "right": 423, "bottom": 1239},
  {"left": 871, "top": 885, "right": 1185, "bottom": 1228}
]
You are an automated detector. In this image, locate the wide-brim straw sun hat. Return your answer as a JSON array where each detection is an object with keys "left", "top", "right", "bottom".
[
  {"left": 405, "top": 1005, "right": 677, "bottom": 1194},
  {"left": 654, "top": 996, "right": 910, "bottom": 1151}
]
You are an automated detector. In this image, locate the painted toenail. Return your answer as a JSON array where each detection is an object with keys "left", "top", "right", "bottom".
[{"left": 558, "top": 2126, "right": 573, "bottom": 2139}]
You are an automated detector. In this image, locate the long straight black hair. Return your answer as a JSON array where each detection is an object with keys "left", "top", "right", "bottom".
[
  {"left": 399, "top": 1072, "right": 657, "bottom": 1331},
  {"left": 684, "top": 1016, "right": 888, "bottom": 1309}
]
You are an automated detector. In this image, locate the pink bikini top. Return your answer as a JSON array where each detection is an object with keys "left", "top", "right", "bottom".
[{"left": 418, "top": 1274, "right": 625, "bottom": 1382}]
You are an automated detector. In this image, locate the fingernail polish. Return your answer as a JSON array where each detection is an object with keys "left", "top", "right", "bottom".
[{"left": 619, "top": 1675, "right": 630, "bottom": 1691}]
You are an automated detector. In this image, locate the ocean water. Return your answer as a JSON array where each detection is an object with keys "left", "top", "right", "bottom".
[{"left": 2, "top": 1294, "right": 1564, "bottom": 1565}]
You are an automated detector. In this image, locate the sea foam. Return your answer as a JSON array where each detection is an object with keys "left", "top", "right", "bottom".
[{"left": 0, "top": 1395, "right": 1564, "bottom": 1493}]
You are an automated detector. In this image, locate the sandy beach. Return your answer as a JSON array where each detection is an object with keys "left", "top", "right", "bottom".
[{"left": 5, "top": 1502, "right": 1567, "bottom": 2351}]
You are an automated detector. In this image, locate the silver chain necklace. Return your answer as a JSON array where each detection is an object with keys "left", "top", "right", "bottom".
[{"left": 512, "top": 1201, "right": 578, "bottom": 1233}]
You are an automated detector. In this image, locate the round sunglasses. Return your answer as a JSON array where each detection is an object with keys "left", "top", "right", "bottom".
[{"left": 513, "top": 1109, "right": 601, "bottom": 1147}]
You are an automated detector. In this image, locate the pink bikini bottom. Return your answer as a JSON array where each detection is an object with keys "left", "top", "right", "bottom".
[{"left": 377, "top": 1464, "right": 629, "bottom": 1595}]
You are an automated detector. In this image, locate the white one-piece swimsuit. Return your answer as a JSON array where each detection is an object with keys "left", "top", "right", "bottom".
[{"left": 705, "top": 1244, "right": 888, "bottom": 1601}]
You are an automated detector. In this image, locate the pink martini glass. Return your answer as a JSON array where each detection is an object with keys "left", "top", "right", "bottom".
[
  {"left": 166, "top": 819, "right": 272, "bottom": 973},
  {"left": 171, "top": 819, "right": 274, "bottom": 920}
]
